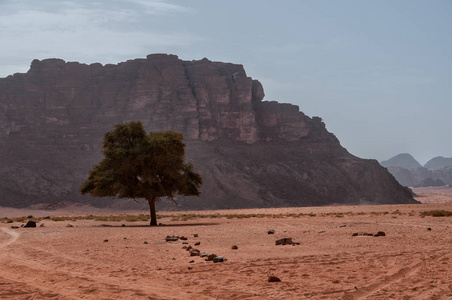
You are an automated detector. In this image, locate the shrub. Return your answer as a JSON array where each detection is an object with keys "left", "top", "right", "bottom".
[{"left": 420, "top": 210, "right": 452, "bottom": 217}]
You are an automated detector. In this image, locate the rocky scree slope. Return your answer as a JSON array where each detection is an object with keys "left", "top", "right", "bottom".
[{"left": 0, "top": 54, "right": 416, "bottom": 209}]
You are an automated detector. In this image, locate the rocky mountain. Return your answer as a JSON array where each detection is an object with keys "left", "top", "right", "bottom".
[
  {"left": 424, "top": 156, "right": 452, "bottom": 170},
  {"left": 0, "top": 54, "right": 416, "bottom": 210},
  {"left": 380, "top": 153, "right": 422, "bottom": 169}
]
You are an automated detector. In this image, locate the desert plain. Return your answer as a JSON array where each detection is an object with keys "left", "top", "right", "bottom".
[{"left": 0, "top": 187, "right": 451, "bottom": 299}]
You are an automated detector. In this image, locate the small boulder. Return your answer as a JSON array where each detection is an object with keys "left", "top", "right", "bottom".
[
  {"left": 194, "top": 241, "right": 200, "bottom": 246},
  {"left": 231, "top": 245, "right": 238, "bottom": 250},
  {"left": 193, "top": 234, "right": 199, "bottom": 237},
  {"left": 144, "top": 241, "right": 149, "bottom": 244},
  {"left": 275, "top": 238, "right": 298, "bottom": 245},
  {"left": 186, "top": 246, "right": 193, "bottom": 251},
  {"left": 66, "top": 224, "right": 74, "bottom": 228},
  {"left": 373, "top": 231, "right": 386, "bottom": 237},
  {"left": 180, "top": 236, "right": 188, "bottom": 240},
  {"left": 103, "top": 239, "right": 109, "bottom": 242},
  {"left": 23, "top": 220, "right": 36, "bottom": 228},
  {"left": 268, "top": 276, "right": 281, "bottom": 282},
  {"left": 267, "top": 230, "right": 275, "bottom": 234},
  {"left": 206, "top": 254, "right": 217, "bottom": 261},
  {"left": 166, "top": 235, "right": 179, "bottom": 242},
  {"left": 213, "top": 256, "right": 225, "bottom": 263},
  {"left": 10, "top": 226, "right": 19, "bottom": 229},
  {"left": 427, "top": 227, "right": 432, "bottom": 231}
]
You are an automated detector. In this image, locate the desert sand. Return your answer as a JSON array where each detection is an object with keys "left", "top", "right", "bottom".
[{"left": 1, "top": 188, "right": 451, "bottom": 299}]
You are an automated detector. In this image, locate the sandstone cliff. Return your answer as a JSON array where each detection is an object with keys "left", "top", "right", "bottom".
[{"left": 0, "top": 54, "right": 416, "bottom": 209}]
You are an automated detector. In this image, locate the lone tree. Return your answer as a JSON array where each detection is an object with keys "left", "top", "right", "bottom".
[{"left": 80, "top": 121, "right": 202, "bottom": 226}]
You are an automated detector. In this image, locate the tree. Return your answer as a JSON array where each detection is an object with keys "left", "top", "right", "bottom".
[{"left": 80, "top": 121, "right": 202, "bottom": 226}]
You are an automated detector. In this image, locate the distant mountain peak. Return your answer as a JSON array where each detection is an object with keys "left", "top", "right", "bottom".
[
  {"left": 424, "top": 156, "right": 452, "bottom": 170},
  {"left": 380, "top": 153, "right": 422, "bottom": 169}
]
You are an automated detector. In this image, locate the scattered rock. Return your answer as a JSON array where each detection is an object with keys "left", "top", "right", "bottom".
[
  {"left": 275, "top": 238, "right": 299, "bottom": 245},
  {"left": 374, "top": 231, "right": 386, "bottom": 237},
  {"left": 10, "top": 226, "right": 19, "bottom": 229},
  {"left": 186, "top": 246, "right": 193, "bottom": 251},
  {"left": 340, "top": 225, "right": 347, "bottom": 228},
  {"left": 193, "top": 234, "right": 199, "bottom": 237},
  {"left": 40, "top": 223, "right": 45, "bottom": 227},
  {"left": 194, "top": 241, "right": 200, "bottom": 246},
  {"left": 189, "top": 260, "right": 194, "bottom": 263},
  {"left": 352, "top": 232, "right": 386, "bottom": 237},
  {"left": 121, "top": 224, "right": 125, "bottom": 227},
  {"left": 268, "top": 276, "right": 281, "bottom": 282},
  {"left": 206, "top": 254, "right": 217, "bottom": 261},
  {"left": 166, "top": 235, "right": 179, "bottom": 242},
  {"left": 200, "top": 252, "right": 208, "bottom": 257},
  {"left": 267, "top": 229, "right": 275, "bottom": 234},
  {"left": 182, "top": 246, "right": 187, "bottom": 249},
  {"left": 144, "top": 241, "right": 148, "bottom": 244},
  {"left": 213, "top": 256, "right": 225, "bottom": 263},
  {"left": 190, "top": 249, "right": 200, "bottom": 256},
  {"left": 188, "top": 267, "right": 193, "bottom": 270},
  {"left": 231, "top": 245, "right": 238, "bottom": 250},
  {"left": 180, "top": 236, "right": 188, "bottom": 240},
  {"left": 23, "top": 220, "right": 36, "bottom": 228},
  {"left": 427, "top": 227, "right": 432, "bottom": 231},
  {"left": 104, "top": 239, "right": 109, "bottom": 242},
  {"left": 66, "top": 224, "right": 73, "bottom": 228}
]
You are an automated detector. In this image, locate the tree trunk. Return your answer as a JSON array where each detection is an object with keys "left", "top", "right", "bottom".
[{"left": 147, "top": 197, "right": 157, "bottom": 226}]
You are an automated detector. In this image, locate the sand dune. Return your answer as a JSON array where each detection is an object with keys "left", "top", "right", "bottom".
[{"left": 0, "top": 189, "right": 451, "bottom": 299}]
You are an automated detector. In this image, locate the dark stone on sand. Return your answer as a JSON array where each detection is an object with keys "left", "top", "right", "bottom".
[
  {"left": 231, "top": 245, "right": 238, "bottom": 250},
  {"left": 180, "top": 236, "right": 188, "bottom": 240},
  {"left": 23, "top": 220, "right": 36, "bottom": 228},
  {"left": 275, "top": 238, "right": 299, "bottom": 245},
  {"left": 268, "top": 276, "right": 281, "bottom": 282},
  {"left": 213, "top": 256, "right": 225, "bottom": 263},
  {"left": 206, "top": 254, "right": 217, "bottom": 261},
  {"left": 166, "top": 235, "right": 179, "bottom": 242},
  {"left": 268, "top": 230, "right": 275, "bottom": 234},
  {"left": 194, "top": 241, "right": 200, "bottom": 246},
  {"left": 373, "top": 231, "right": 386, "bottom": 237}
]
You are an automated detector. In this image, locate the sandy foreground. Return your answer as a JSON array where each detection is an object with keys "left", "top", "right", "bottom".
[{"left": 0, "top": 188, "right": 451, "bottom": 299}]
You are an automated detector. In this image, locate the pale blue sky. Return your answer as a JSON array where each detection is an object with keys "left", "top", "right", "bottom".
[{"left": 1, "top": 0, "right": 451, "bottom": 164}]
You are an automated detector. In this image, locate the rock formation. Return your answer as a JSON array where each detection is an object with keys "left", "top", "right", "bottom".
[{"left": 0, "top": 54, "right": 417, "bottom": 210}]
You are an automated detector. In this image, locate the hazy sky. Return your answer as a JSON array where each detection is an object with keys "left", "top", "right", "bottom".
[{"left": 1, "top": 0, "right": 451, "bottom": 164}]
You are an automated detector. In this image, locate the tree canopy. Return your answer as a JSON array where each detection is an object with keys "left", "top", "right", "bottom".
[{"left": 80, "top": 121, "right": 202, "bottom": 225}]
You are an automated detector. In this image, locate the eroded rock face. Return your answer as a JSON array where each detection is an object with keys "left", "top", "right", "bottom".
[{"left": 0, "top": 54, "right": 417, "bottom": 209}]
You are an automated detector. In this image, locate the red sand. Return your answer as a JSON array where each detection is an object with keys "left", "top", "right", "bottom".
[{"left": 0, "top": 187, "right": 451, "bottom": 299}]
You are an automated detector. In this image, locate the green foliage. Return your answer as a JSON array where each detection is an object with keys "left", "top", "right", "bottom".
[{"left": 80, "top": 121, "right": 202, "bottom": 225}]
